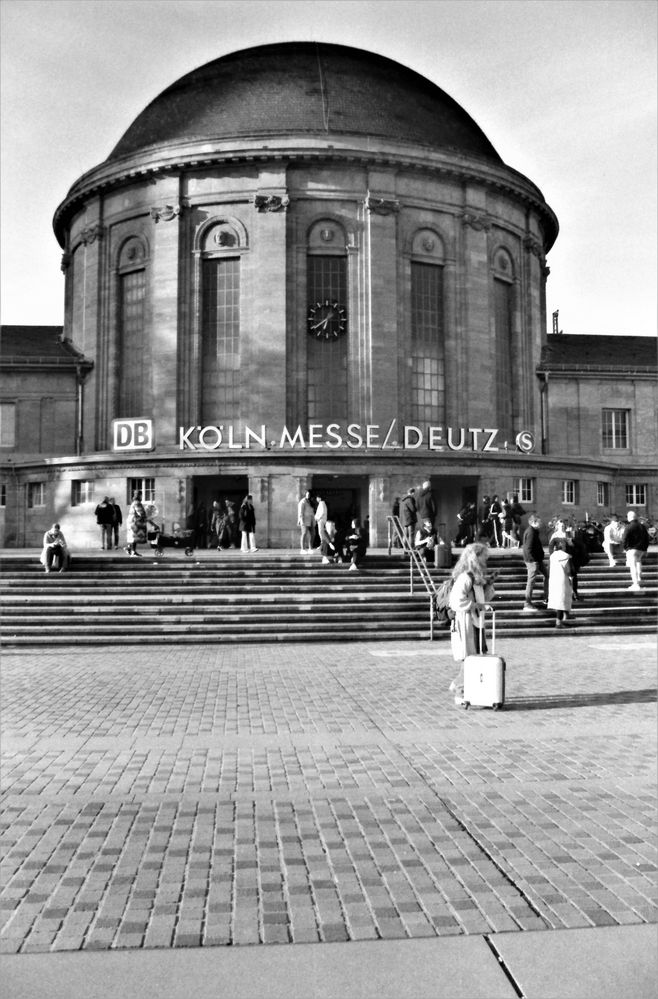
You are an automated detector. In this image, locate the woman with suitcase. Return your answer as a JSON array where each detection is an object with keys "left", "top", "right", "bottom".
[{"left": 447, "top": 543, "right": 496, "bottom": 701}]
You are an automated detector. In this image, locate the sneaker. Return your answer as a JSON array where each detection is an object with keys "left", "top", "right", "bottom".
[
  {"left": 628, "top": 583, "right": 641, "bottom": 591},
  {"left": 448, "top": 680, "right": 461, "bottom": 693},
  {"left": 133, "top": 551, "right": 142, "bottom": 558},
  {"left": 522, "top": 604, "right": 538, "bottom": 613},
  {"left": 128, "top": 552, "right": 136, "bottom": 558},
  {"left": 322, "top": 557, "right": 331, "bottom": 564},
  {"left": 454, "top": 695, "right": 465, "bottom": 706},
  {"left": 608, "top": 561, "right": 616, "bottom": 568},
  {"left": 250, "top": 548, "right": 259, "bottom": 552},
  {"left": 348, "top": 563, "right": 358, "bottom": 571},
  {"left": 555, "top": 620, "right": 564, "bottom": 628}
]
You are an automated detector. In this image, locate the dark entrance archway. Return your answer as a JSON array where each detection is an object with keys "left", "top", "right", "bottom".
[{"left": 311, "top": 474, "right": 369, "bottom": 536}]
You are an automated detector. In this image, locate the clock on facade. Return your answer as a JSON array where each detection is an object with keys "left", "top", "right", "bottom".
[{"left": 307, "top": 300, "right": 347, "bottom": 339}]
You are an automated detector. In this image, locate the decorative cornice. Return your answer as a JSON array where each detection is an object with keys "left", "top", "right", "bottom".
[
  {"left": 253, "top": 194, "right": 289, "bottom": 213},
  {"left": 461, "top": 210, "right": 493, "bottom": 233},
  {"left": 523, "top": 234, "right": 544, "bottom": 259},
  {"left": 150, "top": 203, "right": 182, "bottom": 223},
  {"left": 365, "top": 196, "right": 400, "bottom": 216},
  {"left": 79, "top": 223, "right": 105, "bottom": 245}
]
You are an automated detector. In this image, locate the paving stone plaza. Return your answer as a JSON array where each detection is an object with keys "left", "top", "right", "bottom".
[{"left": 1, "top": 632, "right": 656, "bottom": 997}]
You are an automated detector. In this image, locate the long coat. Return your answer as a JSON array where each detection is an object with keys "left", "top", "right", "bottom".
[
  {"left": 239, "top": 500, "right": 256, "bottom": 533},
  {"left": 548, "top": 549, "right": 573, "bottom": 611},
  {"left": 400, "top": 494, "right": 417, "bottom": 527},
  {"left": 449, "top": 572, "right": 495, "bottom": 662}
]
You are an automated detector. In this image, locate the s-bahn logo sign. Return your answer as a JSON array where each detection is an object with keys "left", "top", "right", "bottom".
[{"left": 177, "top": 422, "right": 536, "bottom": 453}]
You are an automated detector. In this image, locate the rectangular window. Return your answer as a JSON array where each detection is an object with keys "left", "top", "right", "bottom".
[
  {"left": 625, "top": 484, "right": 646, "bottom": 507},
  {"left": 119, "top": 269, "right": 146, "bottom": 416},
  {"left": 0, "top": 402, "right": 16, "bottom": 447},
  {"left": 201, "top": 257, "right": 241, "bottom": 425},
  {"left": 0, "top": 484, "right": 6, "bottom": 507},
  {"left": 494, "top": 278, "right": 514, "bottom": 431},
  {"left": 128, "top": 477, "right": 155, "bottom": 504},
  {"left": 513, "top": 478, "right": 534, "bottom": 504},
  {"left": 71, "top": 480, "right": 94, "bottom": 506},
  {"left": 562, "top": 480, "right": 578, "bottom": 505},
  {"left": 27, "top": 482, "right": 45, "bottom": 508},
  {"left": 597, "top": 482, "right": 610, "bottom": 507},
  {"left": 306, "top": 255, "right": 348, "bottom": 423},
  {"left": 410, "top": 262, "right": 444, "bottom": 425},
  {"left": 602, "top": 409, "right": 629, "bottom": 449}
]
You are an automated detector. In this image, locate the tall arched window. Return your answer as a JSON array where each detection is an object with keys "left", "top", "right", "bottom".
[
  {"left": 118, "top": 236, "right": 148, "bottom": 417},
  {"left": 493, "top": 248, "right": 515, "bottom": 431},
  {"left": 410, "top": 229, "right": 445, "bottom": 426},
  {"left": 306, "top": 220, "right": 348, "bottom": 423},
  {"left": 200, "top": 222, "right": 243, "bottom": 425}
]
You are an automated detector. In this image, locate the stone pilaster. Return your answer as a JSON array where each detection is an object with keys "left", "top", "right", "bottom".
[{"left": 149, "top": 178, "right": 182, "bottom": 445}]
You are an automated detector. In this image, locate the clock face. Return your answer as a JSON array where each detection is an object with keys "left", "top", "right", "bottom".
[{"left": 307, "top": 300, "right": 347, "bottom": 339}]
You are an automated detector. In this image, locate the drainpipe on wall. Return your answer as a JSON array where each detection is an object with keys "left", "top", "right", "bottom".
[
  {"left": 538, "top": 373, "right": 549, "bottom": 455},
  {"left": 75, "top": 364, "right": 85, "bottom": 456}
]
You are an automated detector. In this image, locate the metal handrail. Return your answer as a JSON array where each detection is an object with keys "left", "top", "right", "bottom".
[{"left": 387, "top": 515, "right": 441, "bottom": 640}]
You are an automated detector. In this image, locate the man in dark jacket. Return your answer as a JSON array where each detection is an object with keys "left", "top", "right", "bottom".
[
  {"left": 94, "top": 496, "right": 114, "bottom": 550},
  {"left": 522, "top": 514, "right": 548, "bottom": 611},
  {"left": 109, "top": 497, "right": 122, "bottom": 550},
  {"left": 417, "top": 480, "right": 436, "bottom": 524},
  {"left": 623, "top": 511, "right": 650, "bottom": 590},
  {"left": 400, "top": 488, "right": 417, "bottom": 547}
]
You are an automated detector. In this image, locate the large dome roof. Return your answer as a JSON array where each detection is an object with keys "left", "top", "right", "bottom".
[{"left": 108, "top": 42, "right": 502, "bottom": 164}]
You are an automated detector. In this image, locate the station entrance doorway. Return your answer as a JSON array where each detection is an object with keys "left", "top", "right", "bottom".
[
  {"left": 191, "top": 474, "right": 248, "bottom": 548},
  {"left": 433, "top": 475, "right": 479, "bottom": 542},
  {"left": 311, "top": 474, "right": 369, "bottom": 536}
]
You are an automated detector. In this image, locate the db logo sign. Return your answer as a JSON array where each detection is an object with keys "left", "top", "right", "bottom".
[{"left": 112, "top": 419, "right": 154, "bottom": 452}]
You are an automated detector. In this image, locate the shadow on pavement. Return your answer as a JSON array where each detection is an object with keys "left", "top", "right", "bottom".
[{"left": 506, "top": 688, "right": 657, "bottom": 711}]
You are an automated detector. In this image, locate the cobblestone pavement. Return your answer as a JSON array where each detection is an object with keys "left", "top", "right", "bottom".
[{"left": 1, "top": 635, "right": 656, "bottom": 956}]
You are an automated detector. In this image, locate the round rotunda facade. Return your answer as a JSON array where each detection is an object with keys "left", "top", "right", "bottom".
[{"left": 52, "top": 41, "right": 560, "bottom": 546}]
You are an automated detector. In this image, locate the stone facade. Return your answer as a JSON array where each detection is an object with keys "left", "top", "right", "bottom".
[{"left": 1, "top": 43, "right": 656, "bottom": 548}]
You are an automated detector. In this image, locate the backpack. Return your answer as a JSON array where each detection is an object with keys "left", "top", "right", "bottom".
[{"left": 434, "top": 578, "right": 456, "bottom": 627}]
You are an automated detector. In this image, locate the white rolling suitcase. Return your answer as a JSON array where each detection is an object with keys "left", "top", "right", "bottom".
[{"left": 460, "top": 606, "right": 505, "bottom": 711}]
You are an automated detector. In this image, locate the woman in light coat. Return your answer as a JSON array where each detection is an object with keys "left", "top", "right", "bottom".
[
  {"left": 448, "top": 543, "right": 496, "bottom": 697},
  {"left": 125, "top": 491, "right": 147, "bottom": 558},
  {"left": 547, "top": 538, "right": 573, "bottom": 628}
]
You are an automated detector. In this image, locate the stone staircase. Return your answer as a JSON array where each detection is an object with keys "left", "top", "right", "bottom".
[{"left": 0, "top": 549, "right": 656, "bottom": 646}]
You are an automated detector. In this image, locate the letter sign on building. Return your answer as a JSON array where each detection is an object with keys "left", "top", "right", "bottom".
[{"left": 112, "top": 418, "right": 154, "bottom": 452}]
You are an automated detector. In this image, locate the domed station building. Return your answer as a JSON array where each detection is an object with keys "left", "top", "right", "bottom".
[{"left": 1, "top": 42, "right": 655, "bottom": 548}]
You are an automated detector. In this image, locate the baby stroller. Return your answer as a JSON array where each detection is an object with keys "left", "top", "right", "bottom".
[{"left": 145, "top": 507, "right": 195, "bottom": 557}]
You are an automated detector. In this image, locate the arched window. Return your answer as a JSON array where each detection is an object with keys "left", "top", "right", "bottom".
[
  {"left": 200, "top": 221, "right": 244, "bottom": 426},
  {"left": 410, "top": 229, "right": 445, "bottom": 426},
  {"left": 306, "top": 219, "right": 348, "bottom": 423},
  {"left": 118, "top": 236, "right": 148, "bottom": 417},
  {"left": 492, "top": 248, "right": 515, "bottom": 431}
]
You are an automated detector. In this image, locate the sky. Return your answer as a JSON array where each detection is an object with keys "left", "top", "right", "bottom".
[{"left": 1, "top": 0, "right": 656, "bottom": 336}]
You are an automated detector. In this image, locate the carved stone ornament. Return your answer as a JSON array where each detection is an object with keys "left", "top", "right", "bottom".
[
  {"left": 320, "top": 227, "right": 335, "bottom": 242},
  {"left": 461, "top": 211, "right": 493, "bottom": 233},
  {"left": 253, "top": 194, "right": 290, "bottom": 213},
  {"left": 421, "top": 236, "right": 436, "bottom": 253},
  {"left": 213, "top": 229, "right": 237, "bottom": 247},
  {"left": 60, "top": 252, "right": 71, "bottom": 273},
  {"left": 365, "top": 196, "right": 400, "bottom": 216},
  {"left": 79, "top": 223, "right": 105, "bottom": 245},
  {"left": 150, "top": 204, "right": 182, "bottom": 223},
  {"left": 523, "top": 235, "right": 544, "bottom": 259}
]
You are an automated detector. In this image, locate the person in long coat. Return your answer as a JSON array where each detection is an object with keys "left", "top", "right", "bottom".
[
  {"left": 448, "top": 542, "right": 496, "bottom": 697},
  {"left": 400, "top": 488, "right": 417, "bottom": 546},
  {"left": 125, "top": 491, "right": 147, "bottom": 557},
  {"left": 239, "top": 494, "right": 258, "bottom": 552},
  {"left": 547, "top": 538, "right": 573, "bottom": 628}
]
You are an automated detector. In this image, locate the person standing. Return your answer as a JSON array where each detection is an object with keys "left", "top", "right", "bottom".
[
  {"left": 124, "top": 491, "right": 147, "bottom": 557},
  {"left": 510, "top": 494, "right": 526, "bottom": 537},
  {"left": 40, "top": 523, "right": 70, "bottom": 573},
  {"left": 417, "top": 480, "right": 436, "bottom": 526},
  {"left": 603, "top": 514, "right": 624, "bottom": 567},
  {"left": 108, "top": 497, "right": 122, "bottom": 550},
  {"left": 400, "top": 488, "right": 417, "bottom": 547},
  {"left": 448, "top": 543, "right": 496, "bottom": 699},
  {"left": 297, "top": 490, "right": 315, "bottom": 552},
  {"left": 522, "top": 514, "right": 548, "bottom": 612},
  {"left": 94, "top": 496, "right": 114, "bottom": 550},
  {"left": 622, "top": 511, "right": 650, "bottom": 590},
  {"left": 477, "top": 495, "right": 493, "bottom": 543},
  {"left": 488, "top": 494, "right": 503, "bottom": 547},
  {"left": 239, "top": 494, "right": 258, "bottom": 552},
  {"left": 548, "top": 538, "right": 573, "bottom": 628},
  {"left": 314, "top": 494, "right": 328, "bottom": 550}
]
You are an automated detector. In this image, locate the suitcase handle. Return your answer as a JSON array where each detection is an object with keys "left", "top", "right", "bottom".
[{"left": 479, "top": 604, "right": 496, "bottom": 655}]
